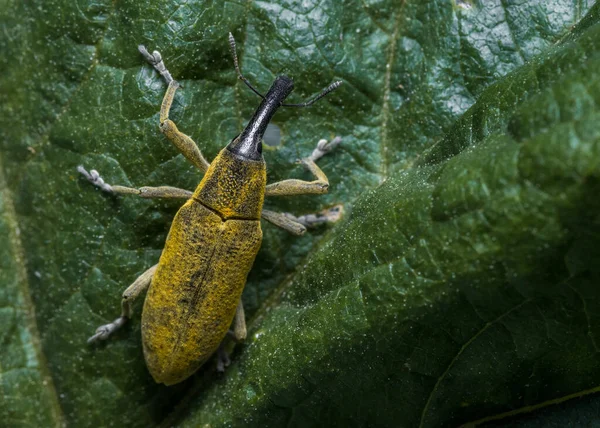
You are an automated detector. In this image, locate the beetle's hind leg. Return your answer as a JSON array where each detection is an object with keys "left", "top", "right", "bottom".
[
  {"left": 216, "top": 344, "right": 231, "bottom": 372},
  {"left": 231, "top": 300, "right": 247, "bottom": 341},
  {"left": 216, "top": 300, "right": 247, "bottom": 372},
  {"left": 139, "top": 45, "right": 210, "bottom": 172},
  {"left": 265, "top": 136, "right": 342, "bottom": 197},
  {"left": 88, "top": 264, "right": 157, "bottom": 343}
]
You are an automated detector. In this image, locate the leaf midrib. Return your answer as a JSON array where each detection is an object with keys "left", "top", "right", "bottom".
[{"left": 0, "top": 155, "right": 66, "bottom": 427}]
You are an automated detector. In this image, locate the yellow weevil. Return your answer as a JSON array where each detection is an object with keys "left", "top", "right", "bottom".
[{"left": 78, "top": 34, "right": 343, "bottom": 385}]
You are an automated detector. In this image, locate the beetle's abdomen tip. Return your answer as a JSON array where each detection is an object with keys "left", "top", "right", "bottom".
[{"left": 148, "top": 365, "right": 190, "bottom": 386}]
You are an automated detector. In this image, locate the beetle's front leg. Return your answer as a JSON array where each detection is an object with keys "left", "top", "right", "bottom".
[
  {"left": 88, "top": 264, "right": 157, "bottom": 343},
  {"left": 139, "top": 45, "right": 211, "bottom": 172},
  {"left": 265, "top": 136, "right": 342, "bottom": 197}
]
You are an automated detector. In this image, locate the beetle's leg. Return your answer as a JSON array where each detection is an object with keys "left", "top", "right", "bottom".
[
  {"left": 216, "top": 344, "right": 231, "bottom": 372},
  {"left": 291, "top": 204, "right": 344, "bottom": 227},
  {"left": 261, "top": 209, "right": 306, "bottom": 235},
  {"left": 77, "top": 166, "right": 192, "bottom": 199},
  {"left": 158, "top": 81, "right": 211, "bottom": 172},
  {"left": 262, "top": 205, "right": 344, "bottom": 235},
  {"left": 225, "top": 299, "right": 247, "bottom": 341},
  {"left": 265, "top": 136, "right": 342, "bottom": 197},
  {"left": 262, "top": 135, "right": 343, "bottom": 232},
  {"left": 216, "top": 300, "right": 246, "bottom": 372},
  {"left": 232, "top": 299, "right": 247, "bottom": 341},
  {"left": 88, "top": 264, "right": 157, "bottom": 343},
  {"left": 139, "top": 45, "right": 211, "bottom": 172}
]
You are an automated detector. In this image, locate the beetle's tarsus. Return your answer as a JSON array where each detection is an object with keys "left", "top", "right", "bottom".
[
  {"left": 216, "top": 345, "right": 231, "bottom": 372},
  {"left": 87, "top": 316, "right": 127, "bottom": 343},
  {"left": 138, "top": 45, "right": 155, "bottom": 63},
  {"left": 308, "top": 136, "right": 342, "bottom": 162},
  {"left": 285, "top": 204, "right": 344, "bottom": 228},
  {"left": 78, "top": 165, "right": 113, "bottom": 193},
  {"left": 138, "top": 44, "right": 174, "bottom": 84}
]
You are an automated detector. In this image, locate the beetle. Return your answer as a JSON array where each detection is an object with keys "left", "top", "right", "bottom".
[{"left": 78, "top": 34, "right": 342, "bottom": 385}]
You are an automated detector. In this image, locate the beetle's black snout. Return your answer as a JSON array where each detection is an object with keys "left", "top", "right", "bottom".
[
  {"left": 272, "top": 75, "right": 294, "bottom": 100},
  {"left": 227, "top": 76, "right": 294, "bottom": 161}
]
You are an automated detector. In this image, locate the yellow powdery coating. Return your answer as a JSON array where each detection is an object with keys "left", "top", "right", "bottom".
[
  {"left": 142, "top": 147, "right": 266, "bottom": 385},
  {"left": 194, "top": 148, "right": 267, "bottom": 219}
]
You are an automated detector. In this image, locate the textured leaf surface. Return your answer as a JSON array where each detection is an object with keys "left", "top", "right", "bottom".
[
  {"left": 0, "top": 167, "right": 63, "bottom": 427},
  {"left": 1, "top": 0, "right": 599, "bottom": 427}
]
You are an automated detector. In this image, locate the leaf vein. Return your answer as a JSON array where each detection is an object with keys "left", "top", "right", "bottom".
[
  {"left": 499, "top": 0, "right": 526, "bottom": 64},
  {"left": 380, "top": 3, "right": 404, "bottom": 179},
  {"left": 418, "top": 298, "right": 531, "bottom": 428},
  {"left": 0, "top": 157, "right": 66, "bottom": 427}
]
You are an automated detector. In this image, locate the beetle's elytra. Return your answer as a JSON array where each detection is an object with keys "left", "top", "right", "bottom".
[{"left": 79, "top": 34, "right": 343, "bottom": 385}]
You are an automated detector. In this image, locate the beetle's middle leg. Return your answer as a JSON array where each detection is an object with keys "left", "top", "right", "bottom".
[
  {"left": 139, "top": 45, "right": 211, "bottom": 172},
  {"left": 78, "top": 165, "right": 192, "bottom": 199},
  {"left": 88, "top": 264, "right": 157, "bottom": 343},
  {"left": 261, "top": 205, "right": 344, "bottom": 235}
]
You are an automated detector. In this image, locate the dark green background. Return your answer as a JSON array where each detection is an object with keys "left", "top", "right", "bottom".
[{"left": 2, "top": 0, "right": 600, "bottom": 426}]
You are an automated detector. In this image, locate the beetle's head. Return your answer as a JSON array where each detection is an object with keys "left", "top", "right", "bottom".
[
  {"left": 227, "top": 76, "right": 294, "bottom": 161},
  {"left": 225, "top": 34, "right": 341, "bottom": 162}
]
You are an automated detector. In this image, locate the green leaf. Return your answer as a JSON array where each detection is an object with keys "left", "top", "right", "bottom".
[
  {"left": 0, "top": 167, "right": 64, "bottom": 428},
  {"left": 1, "top": 0, "right": 600, "bottom": 426}
]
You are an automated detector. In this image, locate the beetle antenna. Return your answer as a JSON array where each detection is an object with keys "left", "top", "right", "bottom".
[
  {"left": 282, "top": 80, "right": 342, "bottom": 108},
  {"left": 229, "top": 33, "right": 265, "bottom": 100}
]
